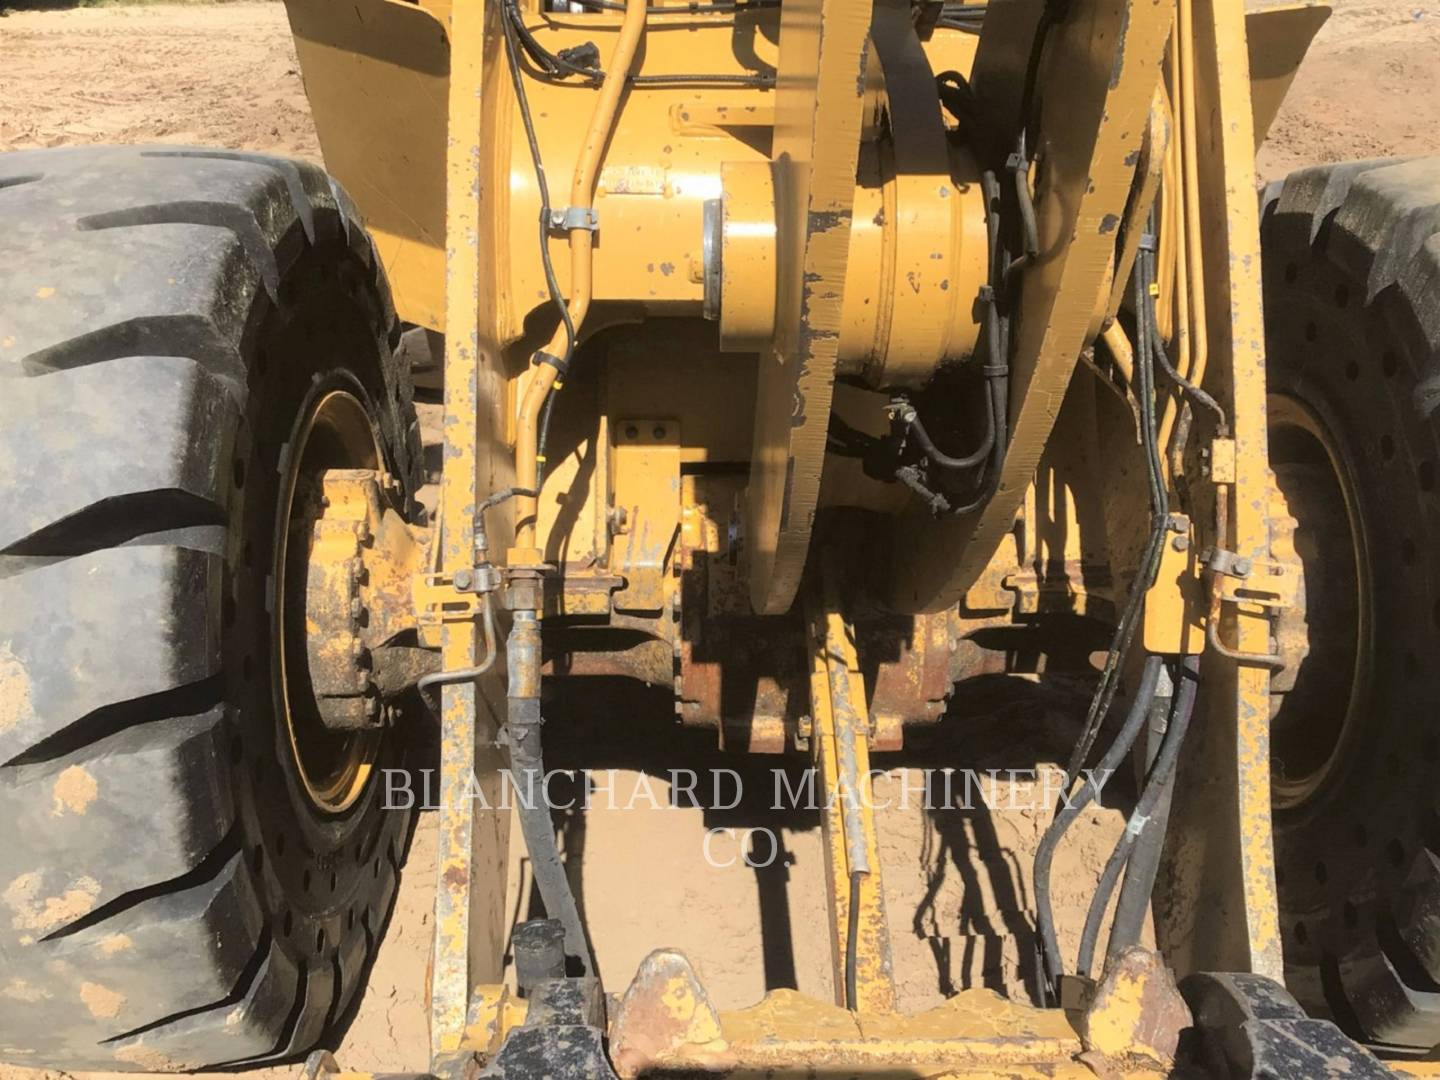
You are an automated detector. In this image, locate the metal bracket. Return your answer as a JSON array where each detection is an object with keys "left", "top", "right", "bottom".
[
  {"left": 546, "top": 206, "right": 599, "bottom": 232},
  {"left": 1203, "top": 547, "right": 1297, "bottom": 667},
  {"left": 414, "top": 571, "right": 484, "bottom": 648}
]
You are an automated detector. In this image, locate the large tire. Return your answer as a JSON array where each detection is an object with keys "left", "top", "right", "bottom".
[
  {"left": 1262, "top": 157, "right": 1440, "bottom": 1054},
  {"left": 0, "top": 147, "right": 421, "bottom": 1070}
]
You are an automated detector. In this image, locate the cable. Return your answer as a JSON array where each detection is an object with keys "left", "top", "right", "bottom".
[
  {"left": 503, "top": 0, "right": 582, "bottom": 488},
  {"left": 1148, "top": 297, "right": 1227, "bottom": 436},
  {"left": 1076, "top": 654, "right": 1199, "bottom": 976},
  {"left": 1035, "top": 185, "right": 1181, "bottom": 999},
  {"left": 1034, "top": 655, "right": 1163, "bottom": 997},
  {"left": 899, "top": 0, "right": 1058, "bottom": 519},
  {"left": 892, "top": 169, "right": 1010, "bottom": 516},
  {"left": 503, "top": 0, "right": 577, "bottom": 376},
  {"left": 507, "top": 0, "right": 773, "bottom": 87},
  {"left": 1102, "top": 655, "right": 1199, "bottom": 969},
  {"left": 1053, "top": 246, "right": 1172, "bottom": 802},
  {"left": 895, "top": 396, "right": 994, "bottom": 471},
  {"left": 845, "top": 871, "right": 862, "bottom": 1009}
]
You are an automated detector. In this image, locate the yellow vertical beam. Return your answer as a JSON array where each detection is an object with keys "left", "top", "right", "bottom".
[
  {"left": 430, "top": 0, "right": 513, "bottom": 1065},
  {"left": 746, "top": 0, "right": 873, "bottom": 615},
  {"left": 805, "top": 598, "right": 897, "bottom": 1015},
  {"left": 1153, "top": 0, "right": 1283, "bottom": 982}
]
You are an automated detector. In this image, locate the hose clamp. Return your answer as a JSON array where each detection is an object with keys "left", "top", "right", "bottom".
[{"left": 546, "top": 206, "right": 599, "bottom": 232}]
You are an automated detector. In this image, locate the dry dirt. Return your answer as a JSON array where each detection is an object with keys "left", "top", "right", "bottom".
[{"left": 0, "top": 1, "right": 1437, "bottom": 1078}]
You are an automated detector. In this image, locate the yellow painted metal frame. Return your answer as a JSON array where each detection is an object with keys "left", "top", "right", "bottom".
[
  {"left": 886, "top": 0, "right": 1177, "bottom": 613},
  {"left": 429, "top": 0, "right": 514, "bottom": 1063},
  {"left": 746, "top": 0, "right": 875, "bottom": 614},
  {"left": 1154, "top": 0, "right": 1284, "bottom": 982},
  {"left": 275, "top": 0, "right": 1337, "bottom": 1065}
]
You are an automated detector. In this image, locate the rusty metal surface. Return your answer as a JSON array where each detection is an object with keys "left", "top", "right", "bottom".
[
  {"left": 1078, "top": 947, "right": 1190, "bottom": 1070},
  {"left": 609, "top": 950, "right": 726, "bottom": 1078},
  {"left": 305, "top": 469, "right": 433, "bottom": 731}
]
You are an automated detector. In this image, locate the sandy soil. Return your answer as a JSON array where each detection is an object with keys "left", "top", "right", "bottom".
[{"left": 1, "top": 1, "right": 1437, "bottom": 1078}]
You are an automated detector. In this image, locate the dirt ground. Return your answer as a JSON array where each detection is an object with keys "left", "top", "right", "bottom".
[{"left": 1, "top": 1, "right": 1437, "bottom": 1078}]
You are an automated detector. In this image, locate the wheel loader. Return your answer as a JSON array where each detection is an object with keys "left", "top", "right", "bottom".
[{"left": 2, "top": 0, "right": 1439, "bottom": 1072}]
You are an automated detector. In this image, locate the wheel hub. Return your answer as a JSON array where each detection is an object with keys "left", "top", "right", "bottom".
[
  {"left": 274, "top": 386, "right": 430, "bottom": 813},
  {"left": 1267, "top": 391, "right": 1371, "bottom": 811}
]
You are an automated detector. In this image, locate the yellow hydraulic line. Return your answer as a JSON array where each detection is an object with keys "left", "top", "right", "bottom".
[
  {"left": 513, "top": 0, "right": 648, "bottom": 551},
  {"left": 1102, "top": 320, "right": 1136, "bottom": 389},
  {"left": 1176, "top": 0, "right": 1209, "bottom": 403},
  {"left": 1157, "top": 20, "right": 1205, "bottom": 464},
  {"left": 1154, "top": 81, "right": 1177, "bottom": 343}
]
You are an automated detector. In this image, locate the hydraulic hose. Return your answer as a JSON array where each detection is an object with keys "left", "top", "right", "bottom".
[
  {"left": 514, "top": 0, "right": 647, "bottom": 550},
  {"left": 1076, "top": 654, "right": 1200, "bottom": 976},
  {"left": 1103, "top": 655, "right": 1200, "bottom": 969},
  {"left": 1035, "top": 654, "right": 1164, "bottom": 997},
  {"left": 507, "top": 612, "right": 595, "bottom": 977}
]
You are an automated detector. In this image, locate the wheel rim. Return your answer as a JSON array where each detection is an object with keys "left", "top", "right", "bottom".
[
  {"left": 274, "top": 386, "right": 383, "bottom": 813},
  {"left": 1268, "top": 390, "right": 1372, "bottom": 811}
]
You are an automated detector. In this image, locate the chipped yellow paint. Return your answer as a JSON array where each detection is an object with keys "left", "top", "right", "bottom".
[
  {"left": 1, "top": 979, "right": 48, "bottom": 1003},
  {"left": 4, "top": 872, "right": 101, "bottom": 933},
  {"left": 660, "top": 973, "right": 724, "bottom": 1043},
  {"left": 80, "top": 981, "right": 125, "bottom": 1019},
  {"left": 34, "top": 286, "right": 55, "bottom": 299},
  {"left": 0, "top": 643, "right": 36, "bottom": 736},
  {"left": 51, "top": 765, "right": 99, "bottom": 817},
  {"left": 745, "top": 0, "right": 874, "bottom": 613},
  {"left": 99, "top": 933, "right": 134, "bottom": 956}
]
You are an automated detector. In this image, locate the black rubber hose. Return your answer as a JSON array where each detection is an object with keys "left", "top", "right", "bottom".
[
  {"left": 1075, "top": 654, "right": 1200, "bottom": 977},
  {"left": 1035, "top": 654, "right": 1164, "bottom": 997},
  {"left": 1101, "top": 655, "right": 1199, "bottom": 969},
  {"left": 1057, "top": 255, "right": 1172, "bottom": 797},
  {"left": 901, "top": 395, "right": 995, "bottom": 471},
  {"left": 1147, "top": 285, "right": 1229, "bottom": 436},
  {"left": 845, "top": 871, "right": 862, "bottom": 1009}
]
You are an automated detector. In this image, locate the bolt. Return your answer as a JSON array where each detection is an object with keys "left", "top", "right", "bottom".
[
  {"left": 350, "top": 596, "right": 364, "bottom": 619},
  {"left": 1234, "top": 557, "right": 1253, "bottom": 576},
  {"left": 350, "top": 638, "right": 365, "bottom": 660},
  {"left": 454, "top": 568, "right": 474, "bottom": 591},
  {"left": 1171, "top": 534, "right": 1190, "bottom": 552},
  {"left": 797, "top": 715, "right": 814, "bottom": 738},
  {"left": 652, "top": 424, "right": 666, "bottom": 440},
  {"left": 349, "top": 558, "right": 364, "bottom": 584},
  {"left": 625, "top": 423, "right": 639, "bottom": 440}
]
